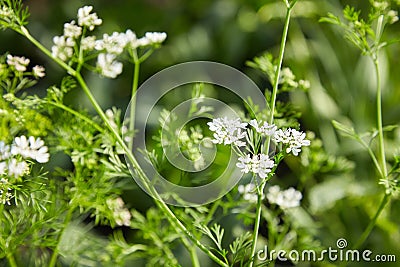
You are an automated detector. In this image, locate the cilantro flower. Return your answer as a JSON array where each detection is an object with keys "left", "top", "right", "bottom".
[
  {"left": 207, "top": 117, "right": 248, "bottom": 147},
  {"left": 77, "top": 6, "right": 102, "bottom": 31},
  {"left": 51, "top": 36, "right": 75, "bottom": 61},
  {"left": 63, "top": 20, "right": 82, "bottom": 38},
  {"left": 273, "top": 128, "right": 310, "bottom": 156},
  {"left": 249, "top": 119, "right": 277, "bottom": 136},
  {"left": 32, "top": 65, "right": 45, "bottom": 78},
  {"left": 267, "top": 185, "right": 302, "bottom": 209},
  {"left": 97, "top": 53, "right": 123, "bottom": 78},
  {"left": 238, "top": 183, "right": 260, "bottom": 203},
  {"left": 236, "top": 153, "right": 274, "bottom": 179},
  {"left": 6, "top": 54, "right": 30, "bottom": 72}
]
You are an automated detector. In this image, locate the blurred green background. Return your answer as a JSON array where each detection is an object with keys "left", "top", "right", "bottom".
[{"left": 2, "top": 0, "right": 399, "bottom": 266}]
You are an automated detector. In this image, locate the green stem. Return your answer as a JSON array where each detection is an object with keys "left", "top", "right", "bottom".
[
  {"left": 249, "top": 7, "right": 293, "bottom": 267},
  {"left": 48, "top": 207, "right": 74, "bottom": 267},
  {"left": 6, "top": 253, "right": 17, "bottom": 267},
  {"left": 373, "top": 58, "right": 387, "bottom": 178},
  {"left": 48, "top": 101, "right": 104, "bottom": 133},
  {"left": 357, "top": 137, "right": 384, "bottom": 179},
  {"left": 188, "top": 245, "right": 201, "bottom": 267},
  {"left": 353, "top": 193, "right": 390, "bottom": 250},
  {"left": 129, "top": 60, "right": 140, "bottom": 151},
  {"left": 249, "top": 188, "right": 264, "bottom": 267},
  {"left": 20, "top": 26, "right": 76, "bottom": 76}
]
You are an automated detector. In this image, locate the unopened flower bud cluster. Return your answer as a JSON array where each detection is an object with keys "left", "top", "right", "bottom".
[
  {"left": 106, "top": 197, "right": 131, "bottom": 227},
  {"left": 5, "top": 54, "right": 45, "bottom": 78},
  {"left": 0, "top": 136, "right": 49, "bottom": 205},
  {"left": 208, "top": 117, "right": 310, "bottom": 179},
  {"left": 51, "top": 6, "right": 167, "bottom": 79}
]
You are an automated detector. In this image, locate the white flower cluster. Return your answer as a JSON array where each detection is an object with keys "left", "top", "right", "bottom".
[
  {"left": 238, "top": 183, "right": 264, "bottom": 203},
  {"left": 51, "top": 5, "right": 167, "bottom": 79},
  {"left": 51, "top": 6, "right": 102, "bottom": 62},
  {"left": 236, "top": 154, "right": 274, "bottom": 179},
  {"left": 208, "top": 117, "right": 310, "bottom": 178},
  {"left": 106, "top": 197, "right": 131, "bottom": 227},
  {"left": 0, "top": 136, "right": 49, "bottom": 205},
  {"left": 6, "top": 54, "right": 45, "bottom": 77},
  {"left": 274, "top": 128, "right": 311, "bottom": 156},
  {"left": 207, "top": 117, "right": 248, "bottom": 147},
  {"left": 266, "top": 185, "right": 302, "bottom": 209}
]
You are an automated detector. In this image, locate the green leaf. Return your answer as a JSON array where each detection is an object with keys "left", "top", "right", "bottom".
[{"left": 332, "top": 120, "right": 358, "bottom": 139}]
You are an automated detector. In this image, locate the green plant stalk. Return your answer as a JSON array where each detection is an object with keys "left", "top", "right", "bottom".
[
  {"left": 48, "top": 207, "right": 74, "bottom": 267},
  {"left": 128, "top": 59, "right": 140, "bottom": 151},
  {"left": 6, "top": 253, "right": 17, "bottom": 267},
  {"left": 352, "top": 55, "right": 390, "bottom": 250},
  {"left": 353, "top": 193, "right": 390, "bottom": 250},
  {"left": 373, "top": 58, "right": 388, "bottom": 178},
  {"left": 249, "top": 6, "right": 293, "bottom": 267},
  {"left": 48, "top": 101, "right": 104, "bottom": 133},
  {"left": 20, "top": 25, "right": 228, "bottom": 267}
]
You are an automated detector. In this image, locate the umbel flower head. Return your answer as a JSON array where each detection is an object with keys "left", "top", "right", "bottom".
[
  {"left": 208, "top": 117, "right": 310, "bottom": 178},
  {"left": 266, "top": 185, "right": 302, "bottom": 209}
]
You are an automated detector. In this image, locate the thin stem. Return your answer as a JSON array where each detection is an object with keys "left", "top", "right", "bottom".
[
  {"left": 249, "top": 7, "right": 293, "bottom": 267},
  {"left": 187, "top": 245, "right": 201, "bottom": 267},
  {"left": 48, "top": 207, "right": 74, "bottom": 267},
  {"left": 373, "top": 58, "right": 388, "bottom": 178},
  {"left": 249, "top": 188, "right": 264, "bottom": 267},
  {"left": 129, "top": 60, "right": 140, "bottom": 151},
  {"left": 6, "top": 253, "right": 17, "bottom": 267},
  {"left": 20, "top": 26, "right": 76, "bottom": 76},
  {"left": 357, "top": 136, "right": 384, "bottom": 179},
  {"left": 353, "top": 193, "right": 390, "bottom": 250},
  {"left": 47, "top": 101, "right": 104, "bottom": 133}
]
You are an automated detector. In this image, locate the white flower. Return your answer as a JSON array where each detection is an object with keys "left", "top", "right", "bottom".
[
  {"left": 267, "top": 185, "right": 302, "bottom": 209},
  {"left": 63, "top": 20, "right": 82, "bottom": 38},
  {"left": 252, "top": 154, "right": 274, "bottom": 179},
  {"left": 7, "top": 158, "right": 28, "bottom": 178},
  {"left": 236, "top": 154, "right": 252, "bottom": 173},
  {"left": 97, "top": 53, "right": 123, "bottom": 78},
  {"left": 106, "top": 197, "right": 131, "bottom": 227},
  {"left": 11, "top": 135, "right": 30, "bottom": 158},
  {"left": 388, "top": 10, "right": 399, "bottom": 24},
  {"left": 77, "top": 6, "right": 102, "bottom": 31},
  {"left": 249, "top": 119, "right": 277, "bottom": 136},
  {"left": 81, "top": 36, "right": 96, "bottom": 50},
  {"left": 236, "top": 153, "right": 274, "bottom": 179},
  {"left": 266, "top": 185, "right": 281, "bottom": 204},
  {"left": 144, "top": 32, "right": 167, "bottom": 45},
  {"left": 95, "top": 32, "right": 128, "bottom": 55},
  {"left": 11, "top": 136, "right": 49, "bottom": 163},
  {"left": 0, "top": 141, "right": 11, "bottom": 160},
  {"left": 273, "top": 128, "right": 310, "bottom": 156},
  {"left": 0, "top": 161, "right": 7, "bottom": 175},
  {"left": 6, "top": 54, "right": 30, "bottom": 72},
  {"left": 51, "top": 36, "right": 75, "bottom": 61},
  {"left": 28, "top": 136, "right": 49, "bottom": 163},
  {"left": 32, "top": 65, "right": 45, "bottom": 78},
  {"left": 238, "top": 183, "right": 260, "bottom": 203},
  {"left": 125, "top": 29, "right": 140, "bottom": 49},
  {"left": 207, "top": 117, "right": 248, "bottom": 147}
]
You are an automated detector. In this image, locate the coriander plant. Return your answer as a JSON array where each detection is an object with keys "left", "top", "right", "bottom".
[{"left": 1, "top": 0, "right": 399, "bottom": 266}]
